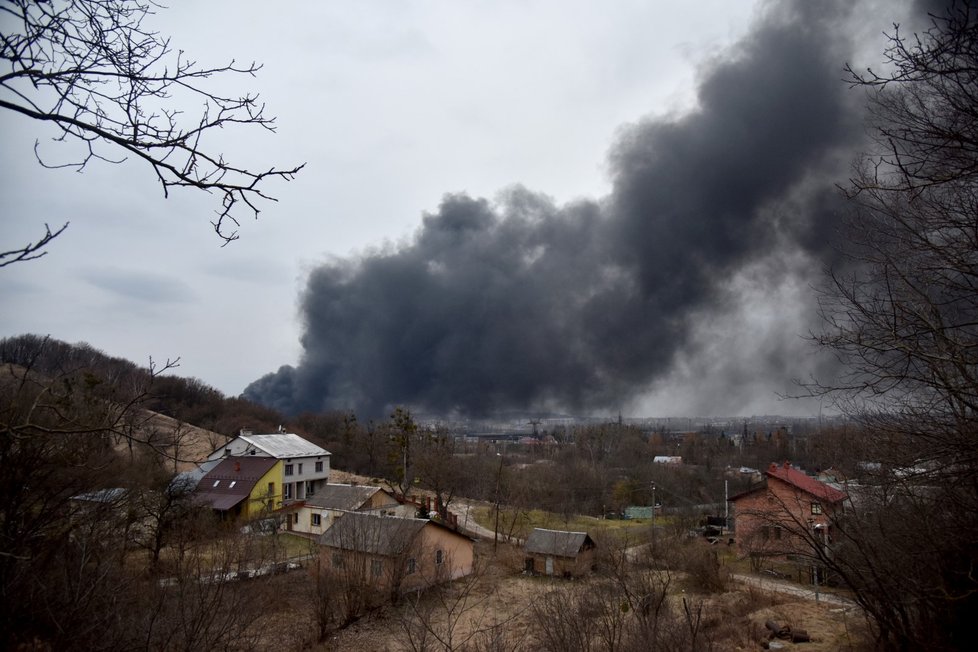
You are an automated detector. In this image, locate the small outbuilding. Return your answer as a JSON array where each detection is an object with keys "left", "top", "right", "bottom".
[{"left": 523, "top": 528, "right": 597, "bottom": 577}]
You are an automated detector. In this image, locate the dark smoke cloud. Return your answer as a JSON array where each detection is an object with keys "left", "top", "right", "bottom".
[{"left": 245, "top": 0, "right": 884, "bottom": 418}]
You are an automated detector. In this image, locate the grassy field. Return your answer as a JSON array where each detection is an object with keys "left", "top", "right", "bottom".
[{"left": 469, "top": 505, "right": 666, "bottom": 542}]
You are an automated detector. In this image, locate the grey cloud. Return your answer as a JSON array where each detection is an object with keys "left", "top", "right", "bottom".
[{"left": 83, "top": 268, "right": 195, "bottom": 303}]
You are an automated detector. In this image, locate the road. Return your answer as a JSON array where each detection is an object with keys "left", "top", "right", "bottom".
[
  {"left": 733, "top": 573, "right": 857, "bottom": 607},
  {"left": 449, "top": 500, "right": 497, "bottom": 539},
  {"left": 449, "top": 499, "right": 526, "bottom": 545}
]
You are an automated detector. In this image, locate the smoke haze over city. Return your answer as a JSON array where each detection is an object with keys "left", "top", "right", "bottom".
[{"left": 244, "top": 1, "right": 906, "bottom": 418}]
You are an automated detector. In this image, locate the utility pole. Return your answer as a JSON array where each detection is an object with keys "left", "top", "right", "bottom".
[
  {"left": 724, "top": 480, "right": 729, "bottom": 526},
  {"left": 650, "top": 481, "right": 657, "bottom": 554},
  {"left": 493, "top": 453, "right": 503, "bottom": 552}
]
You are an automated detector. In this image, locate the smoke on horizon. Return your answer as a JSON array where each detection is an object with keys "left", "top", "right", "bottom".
[{"left": 244, "top": 1, "right": 907, "bottom": 419}]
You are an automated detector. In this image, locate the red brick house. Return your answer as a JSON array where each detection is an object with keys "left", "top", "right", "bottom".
[{"left": 729, "top": 461, "right": 847, "bottom": 561}]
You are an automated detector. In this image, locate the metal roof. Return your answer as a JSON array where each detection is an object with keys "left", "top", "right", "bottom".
[
  {"left": 240, "top": 433, "right": 330, "bottom": 459},
  {"left": 318, "top": 513, "right": 428, "bottom": 557},
  {"left": 194, "top": 492, "right": 247, "bottom": 511},
  {"left": 305, "top": 484, "right": 389, "bottom": 511},
  {"left": 524, "top": 528, "right": 595, "bottom": 558},
  {"left": 194, "top": 456, "right": 277, "bottom": 511}
]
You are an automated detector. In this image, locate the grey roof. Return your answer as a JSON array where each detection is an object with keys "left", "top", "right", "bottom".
[
  {"left": 318, "top": 513, "right": 429, "bottom": 557},
  {"left": 172, "top": 458, "right": 221, "bottom": 492},
  {"left": 241, "top": 433, "right": 330, "bottom": 459},
  {"left": 524, "top": 528, "right": 595, "bottom": 558},
  {"left": 305, "top": 484, "right": 389, "bottom": 511}
]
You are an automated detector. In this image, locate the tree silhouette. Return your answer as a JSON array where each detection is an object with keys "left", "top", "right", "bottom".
[{"left": 1, "top": 0, "right": 303, "bottom": 264}]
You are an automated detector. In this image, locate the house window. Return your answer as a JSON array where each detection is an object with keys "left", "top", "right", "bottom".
[
  {"left": 228, "top": 481, "right": 236, "bottom": 488},
  {"left": 284, "top": 464, "right": 294, "bottom": 476},
  {"left": 298, "top": 463, "right": 303, "bottom": 474},
  {"left": 811, "top": 502, "right": 823, "bottom": 515},
  {"left": 761, "top": 526, "right": 783, "bottom": 540},
  {"left": 267, "top": 482, "right": 275, "bottom": 496},
  {"left": 312, "top": 513, "right": 322, "bottom": 527},
  {"left": 332, "top": 553, "right": 344, "bottom": 569},
  {"left": 406, "top": 558, "right": 416, "bottom": 574},
  {"left": 371, "top": 559, "right": 383, "bottom": 577},
  {"left": 284, "top": 483, "right": 293, "bottom": 500},
  {"left": 212, "top": 480, "right": 220, "bottom": 487},
  {"left": 315, "top": 461, "right": 324, "bottom": 473},
  {"left": 435, "top": 549, "right": 444, "bottom": 565}
]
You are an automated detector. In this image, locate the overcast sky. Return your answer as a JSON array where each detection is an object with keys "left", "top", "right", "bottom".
[{"left": 0, "top": 1, "right": 916, "bottom": 418}]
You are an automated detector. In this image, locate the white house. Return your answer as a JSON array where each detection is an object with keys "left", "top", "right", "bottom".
[
  {"left": 206, "top": 428, "right": 331, "bottom": 502},
  {"left": 286, "top": 483, "right": 415, "bottom": 536}
]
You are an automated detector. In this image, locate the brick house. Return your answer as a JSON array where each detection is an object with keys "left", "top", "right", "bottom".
[{"left": 729, "top": 461, "right": 847, "bottom": 561}]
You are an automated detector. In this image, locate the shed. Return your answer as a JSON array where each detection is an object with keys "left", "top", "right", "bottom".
[{"left": 523, "top": 528, "right": 597, "bottom": 577}]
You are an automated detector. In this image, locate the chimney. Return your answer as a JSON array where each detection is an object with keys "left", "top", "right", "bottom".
[{"left": 234, "top": 461, "right": 241, "bottom": 473}]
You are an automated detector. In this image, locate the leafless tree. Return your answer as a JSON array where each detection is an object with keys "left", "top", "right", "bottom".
[
  {"left": 0, "top": 349, "right": 276, "bottom": 650},
  {"left": 397, "top": 556, "right": 517, "bottom": 652},
  {"left": 138, "top": 526, "right": 268, "bottom": 651},
  {"left": 415, "top": 426, "right": 465, "bottom": 518},
  {"left": 320, "top": 513, "right": 425, "bottom": 625},
  {"left": 0, "top": 338, "right": 185, "bottom": 648},
  {"left": 131, "top": 472, "right": 200, "bottom": 570},
  {"left": 809, "top": 3, "right": 978, "bottom": 648},
  {"left": 0, "top": 0, "right": 303, "bottom": 264},
  {"left": 0, "top": 222, "right": 69, "bottom": 268},
  {"left": 385, "top": 407, "right": 419, "bottom": 501}
]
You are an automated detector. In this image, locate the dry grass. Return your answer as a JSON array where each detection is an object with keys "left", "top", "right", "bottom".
[
  {"left": 469, "top": 505, "right": 656, "bottom": 541},
  {"left": 288, "top": 543, "right": 868, "bottom": 652}
]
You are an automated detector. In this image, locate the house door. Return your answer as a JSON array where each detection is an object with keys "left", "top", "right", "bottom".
[
  {"left": 545, "top": 556, "right": 554, "bottom": 576},
  {"left": 524, "top": 558, "right": 535, "bottom": 573}
]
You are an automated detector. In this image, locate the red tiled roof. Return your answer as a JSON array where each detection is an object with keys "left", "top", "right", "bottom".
[{"left": 766, "top": 461, "right": 847, "bottom": 503}]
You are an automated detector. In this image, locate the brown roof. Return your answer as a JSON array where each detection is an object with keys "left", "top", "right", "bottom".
[
  {"left": 524, "top": 528, "right": 595, "bottom": 558},
  {"left": 765, "top": 461, "right": 847, "bottom": 503},
  {"left": 194, "top": 456, "right": 277, "bottom": 511}
]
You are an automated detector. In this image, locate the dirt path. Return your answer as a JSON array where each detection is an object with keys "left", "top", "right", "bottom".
[{"left": 733, "top": 573, "right": 857, "bottom": 607}]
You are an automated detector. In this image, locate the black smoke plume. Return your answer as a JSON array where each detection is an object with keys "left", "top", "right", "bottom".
[{"left": 245, "top": 1, "right": 903, "bottom": 418}]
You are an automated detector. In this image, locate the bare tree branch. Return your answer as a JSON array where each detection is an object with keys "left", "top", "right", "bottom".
[
  {"left": 0, "top": 0, "right": 304, "bottom": 258},
  {"left": 0, "top": 222, "right": 68, "bottom": 267}
]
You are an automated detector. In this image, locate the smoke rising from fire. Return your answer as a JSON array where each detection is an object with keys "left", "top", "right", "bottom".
[{"left": 244, "top": 1, "right": 903, "bottom": 418}]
